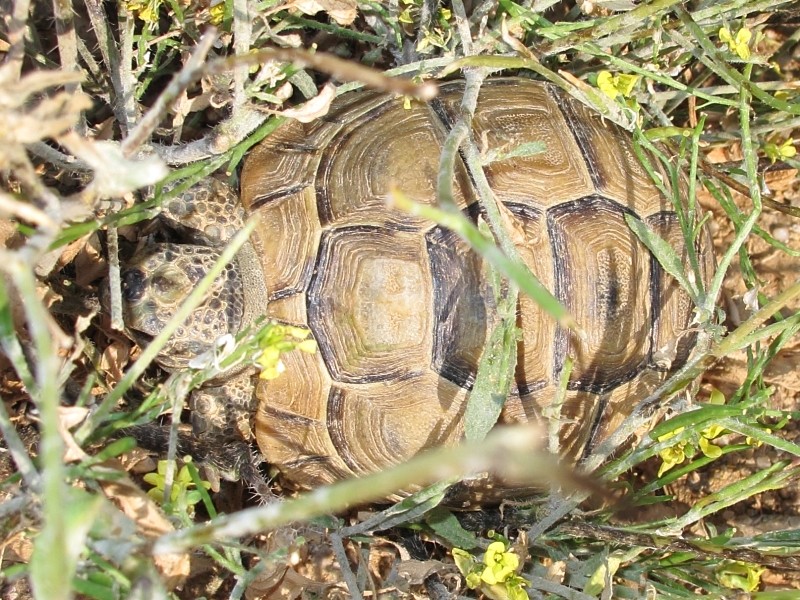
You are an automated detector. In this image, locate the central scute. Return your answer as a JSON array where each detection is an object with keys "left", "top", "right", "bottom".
[{"left": 308, "top": 226, "right": 433, "bottom": 384}]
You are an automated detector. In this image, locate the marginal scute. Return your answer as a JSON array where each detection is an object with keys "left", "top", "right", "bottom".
[
  {"left": 502, "top": 387, "right": 605, "bottom": 460},
  {"left": 254, "top": 350, "right": 351, "bottom": 486},
  {"left": 241, "top": 120, "right": 321, "bottom": 209},
  {"left": 327, "top": 374, "right": 468, "bottom": 480},
  {"left": 249, "top": 186, "right": 321, "bottom": 299},
  {"left": 646, "top": 212, "right": 701, "bottom": 369},
  {"left": 605, "top": 368, "right": 668, "bottom": 428}
]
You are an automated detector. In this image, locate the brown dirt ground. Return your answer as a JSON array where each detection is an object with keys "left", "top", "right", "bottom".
[{"left": 678, "top": 161, "right": 800, "bottom": 590}]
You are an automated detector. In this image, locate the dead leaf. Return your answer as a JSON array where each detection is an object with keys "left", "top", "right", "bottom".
[
  {"left": 764, "top": 166, "right": 798, "bottom": 194},
  {"left": 246, "top": 565, "right": 335, "bottom": 600},
  {"left": 0, "top": 216, "right": 24, "bottom": 249},
  {"left": 279, "top": 83, "right": 337, "bottom": 123},
  {"left": 72, "top": 233, "right": 107, "bottom": 287},
  {"left": 58, "top": 406, "right": 90, "bottom": 462},
  {"left": 291, "top": 0, "right": 357, "bottom": 26},
  {"left": 100, "top": 338, "right": 132, "bottom": 385},
  {"left": 2, "top": 530, "right": 34, "bottom": 564},
  {"left": 98, "top": 461, "right": 190, "bottom": 588},
  {"left": 397, "top": 559, "right": 450, "bottom": 588},
  {"left": 705, "top": 143, "right": 743, "bottom": 163},
  {"left": 58, "top": 132, "right": 168, "bottom": 200}
]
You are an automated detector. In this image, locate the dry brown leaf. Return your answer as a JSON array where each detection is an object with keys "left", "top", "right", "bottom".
[
  {"left": 2, "top": 530, "right": 34, "bottom": 564},
  {"left": 279, "top": 83, "right": 337, "bottom": 123},
  {"left": 291, "top": 0, "right": 357, "bottom": 26},
  {"left": 72, "top": 233, "right": 107, "bottom": 287},
  {"left": 0, "top": 217, "right": 20, "bottom": 248},
  {"left": 117, "top": 446, "right": 158, "bottom": 475},
  {"left": 98, "top": 462, "right": 190, "bottom": 588},
  {"left": 100, "top": 338, "right": 132, "bottom": 385},
  {"left": 396, "top": 559, "right": 449, "bottom": 588},
  {"left": 705, "top": 143, "right": 743, "bottom": 163},
  {"left": 0, "top": 274, "right": 71, "bottom": 352},
  {"left": 245, "top": 565, "right": 335, "bottom": 600},
  {"left": 764, "top": 166, "right": 798, "bottom": 194},
  {"left": 58, "top": 406, "right": 90, "bottom": 462}
]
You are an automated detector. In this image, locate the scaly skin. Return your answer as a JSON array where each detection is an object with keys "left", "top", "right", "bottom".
[{"left": 120, "top": 179, "right": 269, "bottom": 496}]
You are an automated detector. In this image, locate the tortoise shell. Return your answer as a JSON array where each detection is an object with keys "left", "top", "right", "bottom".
[{"left": 238, "top": 78, "right": 712, "bottom": 490}]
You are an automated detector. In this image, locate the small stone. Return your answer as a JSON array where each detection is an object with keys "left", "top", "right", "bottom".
[
  {"left": 755, "top": 455, "right": 772, "bottom": 470},
  {"left": 771, "top": 226, "right": 789, "bottom": 243}
]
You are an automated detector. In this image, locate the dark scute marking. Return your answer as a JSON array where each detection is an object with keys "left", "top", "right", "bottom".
[
  {"left": 269, "top": 287, "right": 304, "bottom": 302},
  {"left": 565, "top": 369, "right": 640, "bottom": 394},
  {"left": 307, "top": 229, "right": 337, "bottom": 376},
  {"left": 646, "top": 211, "right": 697, "bottom": 372},
  {"left": 249, "top": 183, "right": 309, "bottom": 211},
  {"left": 547, "top": 195, "right": 645, "bottom": 394},
  {"left": 429, "top": 96, "right": 458, "bottom": 130},
  {"left": 515, "top": 378, "right": 547, "bottom": 396},
  {"left": 121, "top": 268, "right": 146, "bottom": 303},
  {"left": 549, "top": 87, "right": 605, "bottom": 190},
  {"left": 504, "top": 202, "right": 543, "bottom": 221},
  {"left": 281, "top": 455, "right": 345, "bottom": 471},
  {"left": 280, "top": 455, "right": 354, "bottom": 484},
  {"left": 260, "top": 404, "right": 318, "bottom": 427},
  {"left": 326, "top": 387, "right": 362, "bottom": 473},
  {"left": 333, "top": 369, "right": 406, "bottom": 385},
  {"left": 547, "top": 203, "right": 572, "bottom": 389},
  {"left": 425, "top": 217, "right": 487, "bottom": 390},
  {"left": 579, "top": 393, "right": 609, "bottom": 460},
  {"left": 601, "top": 279, "right": 620, "bottom": 316},
  {"left": 314, "top": 100, "right": 398, "bottom": 226},
  {"left": 275, "top": 141, "right": 320, "bottom": 153},
  {"left": 329, "top": 224, "right": 399, "bottom": 236},
  {"left": 505, "top": 204, "right": 551, "bottom": 392},
  {"left": 267, "top": 254, "right": 318, "bottom": 300},
  {"left": 647, "top": 212, "right": 669, "bottom": 371}
]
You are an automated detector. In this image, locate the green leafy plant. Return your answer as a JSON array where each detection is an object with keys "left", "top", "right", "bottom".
[{"left": 144, "top": 459, "right": 212, "bottom": 517}]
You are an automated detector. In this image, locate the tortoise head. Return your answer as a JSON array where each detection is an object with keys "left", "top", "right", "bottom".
[{"left": 119, "top": 243, "right": 246, "bottom": 370}]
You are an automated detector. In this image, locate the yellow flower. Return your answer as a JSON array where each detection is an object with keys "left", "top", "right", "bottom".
[
  {"left": 699, "top": 424, "right": 725, "bottom": 459},
  {"left": 764, "top": 138, "right": 797, "bottom": 164},
  {"left": 255, "top": 323, "right": 316, "bottom": 380},
  {"left": 208, "top": 3, "right": 225, "bottom": 25},
  {"left": 657, "top": 426, "right": 687, "bottom": 476},
  {"left": 482, "top": 542, "right": 520, "bottom": 585},
  {"left": 658, "top": 443, "right": 686, "bottom": 477},
  {"left": 719, "top": 26, "right": 752, "bottom": 60},
  {"left": 125, "top": 0, "right": 160, "bottom": 23},
  {"left": 698, "top": 435, "right": 721, "bottom": 459},
  {"left": 597, "top": 71, "right": 640, "bottom": 99},
  {"left": 466, "top": 571, "right": 482, "bottom": 589},
  {"left": 716, "top": 561, "right": 765, "bottom": 592},
  {"left": 453, "top": 543, "right": 527, "bottom": 600}
]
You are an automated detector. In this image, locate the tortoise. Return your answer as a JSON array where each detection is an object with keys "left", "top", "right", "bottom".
[{"left": 120, "top": 77, "right": 713, "bottom": 494}]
